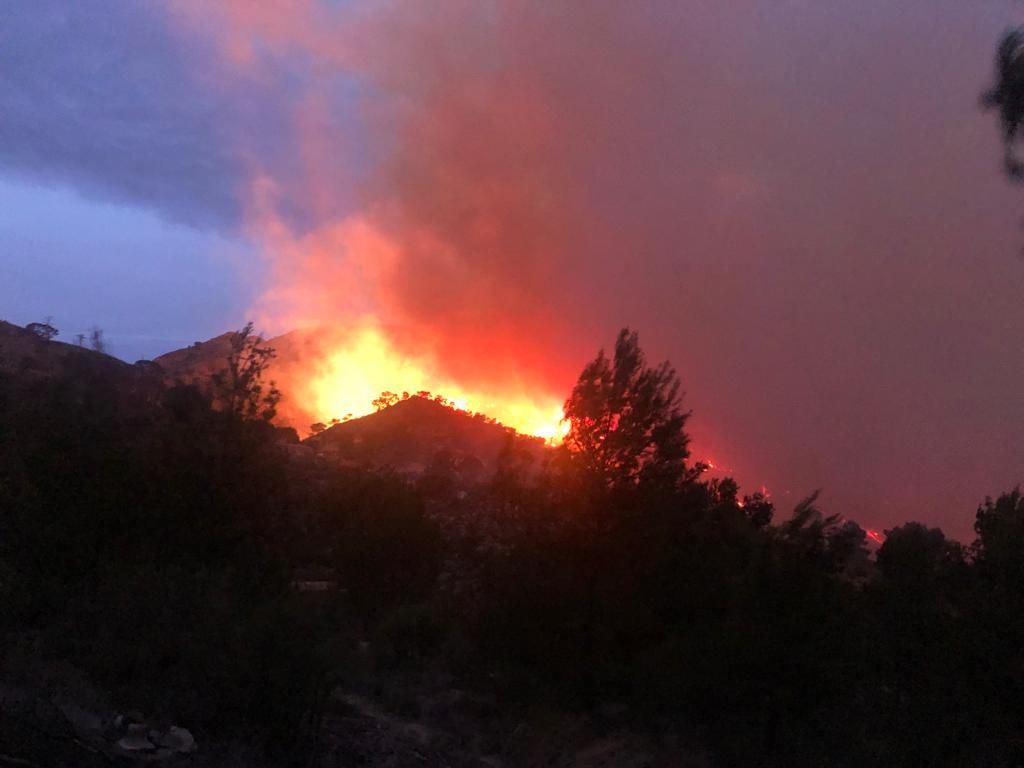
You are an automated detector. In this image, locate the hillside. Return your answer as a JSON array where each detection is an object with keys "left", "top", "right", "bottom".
[
  {"left": 0, "top": 320, "right": 125, "bottom": 377},
  {"left": 304, "top": 395, "right": 550, "bottom": 482},
  {"left": 0, "top": 320, "right": 165, "bottom": 411},
  {"left": 2, "top": 321, "right": 546, "bottom": 486},
  {"left": 149, "top": 330, "right": 238, "bottom": 385},
  {"left": 155, "top": 328, "right": 555, "bottom": 481},
  {"left": 154, "top": 326, "right": 347, "bottom": 432}
]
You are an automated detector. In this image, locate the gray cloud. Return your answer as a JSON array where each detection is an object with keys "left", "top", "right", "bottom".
[{"left": 0, "top": 1, "right": 291, "bottom": 229}]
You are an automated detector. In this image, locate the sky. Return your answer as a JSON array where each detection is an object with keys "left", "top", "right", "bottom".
[{"left": 1, "top": 0, "right": 1022, "bottom": 539}]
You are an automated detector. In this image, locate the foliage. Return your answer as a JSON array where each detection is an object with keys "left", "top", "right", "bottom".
[
  {"left": 562, "top": 328, "right": 696, "bottom": 493},
  {"left": 88, "top": 325, "right": 107, "bottom": 354},
  {"left": 211, "top": 321, "right": 281, "bottom": 421},
  {"left": 25, "top": 319, "right": 58, "bottom": 341},
  {"left": 2, "top": 325, "right": 1024, "bottom": 765},
  {"left": 372, "top": 390, "right": 400, "bottom": 411},
  {"left": 984, "top": 28, "right": 1024, "bottom": 177}
]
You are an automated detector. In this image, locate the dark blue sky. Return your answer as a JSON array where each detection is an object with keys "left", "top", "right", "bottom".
[{"left": 2, "top": 0, "right": 1023, "bottom": 538}]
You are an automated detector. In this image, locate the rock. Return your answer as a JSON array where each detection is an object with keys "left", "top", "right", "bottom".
[
  {"left": 114, "top": 710, "right": 147, "bottom": 729},
  {"left": 153, "top": 725, "right": 197, "bottom": 753},
  {"left": 58, "top": 700, "right": 104, "bottom": 736},
  {"left": 117, "top": 732, "right": 156, "bottom": 752}
]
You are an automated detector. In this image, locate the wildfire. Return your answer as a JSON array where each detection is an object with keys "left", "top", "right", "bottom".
[{"left": 298, "top": 324, "right": 568, "bottom": 441}]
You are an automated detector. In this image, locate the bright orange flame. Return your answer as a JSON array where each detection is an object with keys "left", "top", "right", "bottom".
[{"left": 298, "top": 323, "right": 568, "bottom": 441}]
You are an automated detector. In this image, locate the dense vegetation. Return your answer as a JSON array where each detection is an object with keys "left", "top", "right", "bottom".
[{"left": 1, "top": 325, "right": 1022, "bottom": 766}]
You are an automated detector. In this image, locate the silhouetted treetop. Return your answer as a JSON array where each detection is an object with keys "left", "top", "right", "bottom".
[
  {"left": 878, "top": 522, "right": 962, "bottom": 593},
  {"left": 26, "top": 319, "right": 58, "bottom": 341},
  {"left": 984, "top": 28, "right": 1024, "bottom": 178},
  {"left": 88, "top": 326, "right": 107, "bottom": 355},
  {"left": 212, "top": 322, "right": 281, "bottom": 421},
  {"left": 373, "top": 391, "right": 400, "bottom": 411},
  {"left": 563, "top": 328, "right": 693, "bottom": 491},
  {"left": 974, "top": 488, "right": 1024, "bottom": 587}
]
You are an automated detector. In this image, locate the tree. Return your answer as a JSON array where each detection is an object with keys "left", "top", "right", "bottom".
[
  {"left": 563, "top": 328, "right": 694, "bottom": 491},
  {"left": 25, "top": 318, "right": 58, "bottom": 341},
  {"left": 88, "top": 325, "right": 107, "bottom": 354},
  {"left": 742, "top": 491, "right": 774, "bottom": 529},
  {"left": 877, "top": 522, "right": 962, "bottom": 594},
  {"left": 973, "top": 488, "right": 1024, "bottom": 588},
  {"left": 212, "top": 322, "right": 281, "bottom": 421},
  {"left": 983, "top": 28, "right": 1024, "bottom": 178},
  {"left": 372, "top": 391, "right": 400, "bottom": 411},
  {"left": 780, "top": 492, "right": 868, "bottom": 575}
]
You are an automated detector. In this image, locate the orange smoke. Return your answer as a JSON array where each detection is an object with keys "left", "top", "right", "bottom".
[
  {"left": 166, "top": 2, "right": 718, "bottom": 441},
  {"left": 229, "top": 186, "right": 570, "bottom": 436},
  {"left": 165, "top": 1, "right": 599, "bottom": 436}
]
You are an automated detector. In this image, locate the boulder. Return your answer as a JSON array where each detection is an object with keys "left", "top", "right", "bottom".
[
  {"left": 153, "top": 726, "right": 196, "bottom": 754},
  {"left": 117, "top": 732, "right": 156, "bottom": 752}
]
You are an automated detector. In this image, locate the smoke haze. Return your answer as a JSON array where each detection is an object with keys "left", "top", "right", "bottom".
[{"left": 2, "top": 0, "right": 1022, "bottom": 537}]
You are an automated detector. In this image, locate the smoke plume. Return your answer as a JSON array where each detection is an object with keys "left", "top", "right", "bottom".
[{"left": 167, "top": 0, "right": 1024, "bottom": 538}]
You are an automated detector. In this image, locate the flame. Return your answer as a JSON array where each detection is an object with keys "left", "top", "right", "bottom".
[
  {"left": 296, "top": 322, "right": 568, "bottom": 441},
  {"left": 866, "top": 529, "right": 885, "bottom": 545}
]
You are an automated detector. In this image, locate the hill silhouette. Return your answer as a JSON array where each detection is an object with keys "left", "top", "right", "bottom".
[
  {"left": 1, "top": 320, "right": 125, "bottom": 377},
  {"left": 0, "top": 320, "right": 165, "bottom": 413},
  {"left": 154, "top": 326, "right": 349, "bottom": 431},
  {"left": 1, "top": 321, "right": 548, "bottom": 486},
  {"left": 304, "top": 394, "right": 549, "bottom": 483},
  {"left": 155, "top": 328, "right": 555, "bottom": 481}
]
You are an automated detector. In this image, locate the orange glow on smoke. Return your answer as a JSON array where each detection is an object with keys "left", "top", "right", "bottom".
[{"left": 299, "top": 323, "right": 568, "bottom": 441}]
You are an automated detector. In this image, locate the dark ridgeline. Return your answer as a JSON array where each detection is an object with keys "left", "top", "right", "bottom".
[{"left": 0, "top": 319, "right": 1022, "bottom": 767}]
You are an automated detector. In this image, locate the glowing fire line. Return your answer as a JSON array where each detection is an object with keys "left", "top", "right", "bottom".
[{"left": 300, "top": 325, "right": 568, "bottom": 441}]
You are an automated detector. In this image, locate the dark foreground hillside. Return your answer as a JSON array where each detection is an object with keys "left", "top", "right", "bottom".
[{"left": 2, "top": 322, "right": 1024, "bottom": 767}]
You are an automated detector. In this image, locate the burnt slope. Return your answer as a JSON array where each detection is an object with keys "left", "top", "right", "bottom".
[{"left": 305, "top": 395, "right": 549, "bottom": 481}]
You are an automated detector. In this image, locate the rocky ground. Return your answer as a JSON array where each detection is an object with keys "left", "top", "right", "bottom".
[{"left": 0, "top": 663, "right": 711, "bottom": 768}]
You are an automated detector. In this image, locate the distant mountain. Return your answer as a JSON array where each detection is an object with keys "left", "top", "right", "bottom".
[
  {"left": 1, "top": 320, "right": 121, "bottom": 377},
  {"left": 0, "top": 320, "right": 164, "bottom": 411},
  {"left": 304, "top": 395, "right": 550, "bottom": 483},
  {"left": 154, "top": 326, "right": 347, "bottom": 432},
  {"left": 154, "top": 328, "right": 554, "bottom": 484},
  {"left": 150, "top": 330, "right": 238, "bottom": 386}
]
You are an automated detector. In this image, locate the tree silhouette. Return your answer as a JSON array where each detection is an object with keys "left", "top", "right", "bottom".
[
  {"left": 372, "top": 391, "right": 400, "bottom": 411},
  {"left": 878, "top": 522, "right": 962, "bottom": 594},
  {"left": 742, "top": 490, "right": 774, "bottom": 528},
  {"left": 563, "top": 328, "right": 696, "bottom": 493},
  {"left": 779, "top": 491, "right": 868, "bottom": 574},
  {"left": 88, "top": 325, "right": 107, "bottom": 354},
  {"left": 983, "top": 28, "right": 1024, "bottom": 178},
  {"left": 212, "top": 322, "right": 280, "bottom": 421},
  {"left": 25, "top": 319, "right": 58, "bottom": 341},
  {"left": 973, "top": 488, "right": 1024, "bottom": 589}
]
